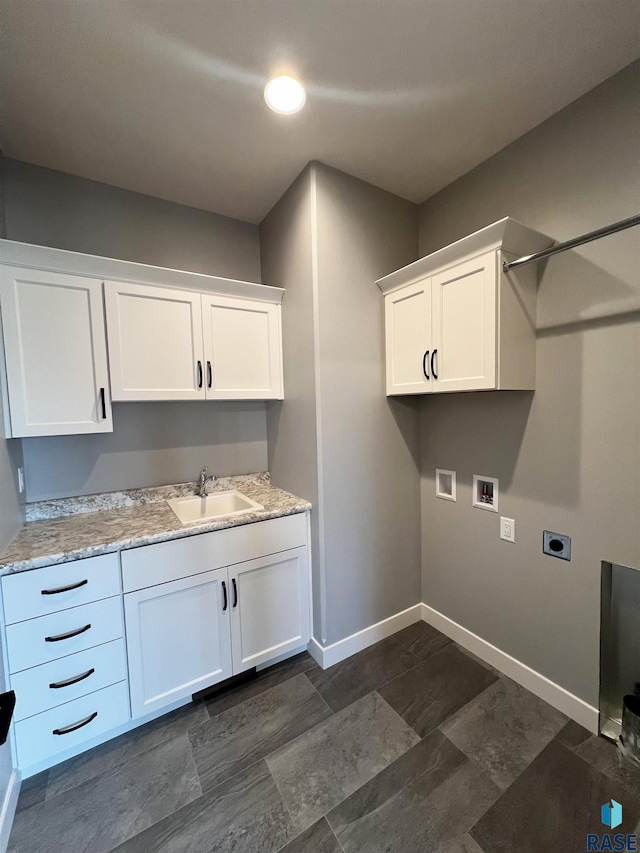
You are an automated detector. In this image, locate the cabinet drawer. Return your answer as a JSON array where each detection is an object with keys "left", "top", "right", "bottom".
[
  {"left": 14, "top": 681, "right": 129, "bottom": 769},
  {"left": 11, "top": 639, "right": 127, "bottom": 722},
  {"left": 6, "top": 596, "right": 124, "bottom": 673},
  {"left": 2, "top": 553, "right": 121, "bottom": 625},
  {"left": 122, "top": 513, "right": 308, "bottom": 592}
]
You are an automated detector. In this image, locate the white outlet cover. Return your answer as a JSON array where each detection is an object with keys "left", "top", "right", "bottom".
[{"left": 500, "top": 516, "right": 515, "bottom": 543}]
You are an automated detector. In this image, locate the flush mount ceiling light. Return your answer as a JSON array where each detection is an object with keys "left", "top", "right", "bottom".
[{"left": 264, "top": 75, "right": 306, "bottom": 114}]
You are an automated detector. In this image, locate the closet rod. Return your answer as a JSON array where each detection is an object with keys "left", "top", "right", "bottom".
[{"left": 503, "top": 213, "right": 640, "bottom": 273}]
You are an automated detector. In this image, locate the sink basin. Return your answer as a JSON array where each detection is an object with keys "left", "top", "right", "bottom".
[{"left": 166, "top": 491, "right": 264, "bottom": 525}]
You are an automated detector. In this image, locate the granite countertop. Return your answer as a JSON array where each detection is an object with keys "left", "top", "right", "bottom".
[{"left": 0, "top": 473, "right": 311, "bottom": 575}]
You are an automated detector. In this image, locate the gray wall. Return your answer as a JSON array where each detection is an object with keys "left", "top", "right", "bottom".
[
  {"left": 2, "top": 159, "right": 261, "bottom": 281},
  {"left": 418, "top": 61, "right": 640, "bottom": 706},
  {"left": 314, "top": 163, "right": 421, "bottom": 645},
  {"left": 260, "top": 167, "right": 324, "bottom": 633},
  {"left": 2, "top": 159, "right": 267, "bottom": 501},
  {"left": 23, "top": 402, "right": 267, "bottom": 502},
  {"left": 262, "top": 162, "right": 421, "bottom": 645}
]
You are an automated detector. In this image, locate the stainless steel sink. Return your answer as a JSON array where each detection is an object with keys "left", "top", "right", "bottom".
[{"left": 166, "top": 491, "right": 264, "bottom": 525}]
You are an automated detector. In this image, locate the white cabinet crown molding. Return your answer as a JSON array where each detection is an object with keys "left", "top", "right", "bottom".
[
  {"left": 0, "top": 239, "right": 283, "bottom": 304},
  {"left": 376, "top": 217, "right": 552, "bottom": 295}
]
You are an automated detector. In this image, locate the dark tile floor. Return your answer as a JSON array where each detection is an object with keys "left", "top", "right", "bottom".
[{"left": 9, "top": 622, "right": 640, "bottom": 853}]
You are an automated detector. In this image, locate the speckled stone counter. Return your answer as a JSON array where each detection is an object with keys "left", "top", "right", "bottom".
[{"left": 0, "top": 473, "right": 311, "bottom": 575}]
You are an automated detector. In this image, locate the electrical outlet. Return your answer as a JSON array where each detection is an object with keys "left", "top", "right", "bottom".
[
  {"left": 17, "top": 466, "right": 24, "bottom": 494},
  {"left": 543, "top": 531, "right": 571, "bottom": 560},
  {"left": 500, "top": 517, "right": 515, "bottom": 543}
]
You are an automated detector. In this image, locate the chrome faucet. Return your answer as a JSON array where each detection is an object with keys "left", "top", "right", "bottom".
[{"left": 198, "top": 466, "right": 216, "bottom": 498}]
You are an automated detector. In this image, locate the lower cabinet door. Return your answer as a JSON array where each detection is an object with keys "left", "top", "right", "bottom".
[
  {"left": 230, "top": 547, "right": 310, "bottom": 674},
  {"left": 14, "top": 681, "right": 129, "bottom": 769},
  {"left": 125, "top": 568, "right": 232, "bottom": 719}
]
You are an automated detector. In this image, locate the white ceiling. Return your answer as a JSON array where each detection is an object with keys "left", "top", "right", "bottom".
[{"left": 1, "top": 1, "right": 639, "bottom": 224}]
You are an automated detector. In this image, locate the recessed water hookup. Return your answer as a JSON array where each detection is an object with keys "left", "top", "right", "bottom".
[
  {"left": 472, "top": 475, "right": 499, "bottom": 512},
  {"left": 543, "top": 531, "right": 571, "bottom": 561},
  {"left": 435, "top": 468, "right": 456, "bottom": 502}
]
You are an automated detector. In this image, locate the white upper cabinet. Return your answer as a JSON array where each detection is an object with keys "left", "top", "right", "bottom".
[
  {"left": 377, "top": 218, "right": 552, "bottom": 396},
  {"left": 430, "top": 252, "right": 496, "bottom": 393},
  {"left": 105, "top": 283, "right": 284, "bottom": 402},
  {"left": 0, "top": 266, "right": 112, "bottom": 437},
  {"left": 0, "top": 241, "right": 285, "bottom": 426},
  {"left": 201, "top": 294, "right": 283, "bottom": 400},
  {"left": 104, "top": 281, "right": 205, "bottom": 401},
  {"left": 384, "top": 279, "right": 431, "bottom": 395}
]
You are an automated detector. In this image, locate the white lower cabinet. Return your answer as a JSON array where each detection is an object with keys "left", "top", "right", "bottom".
[
  {"left": 230, "top": 548, "right": 309, "bottom": 673},
  {"left": 11, "top": 638, "right": 127, "bottom": 722},
  {"left": 0, "top": 554, "right": 128, "bottom": 771},
  {"left": 2, "top": 514, "right": 310, "bottom": 770},
  {"left": 125, "top": 568, "right": 233, "bottom": 719},
  {"left": 123, "top": 516, "right": 311, "bottom": 720},
  {"left": 14, "top": 681, "right": 130, "bottom": 769}
]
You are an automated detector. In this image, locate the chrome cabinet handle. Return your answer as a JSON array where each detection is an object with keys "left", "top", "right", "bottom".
[
  {"left": 45, "top": 624, "right": 91, "bottom": 643},
  {"left": 431, "top": 349, "right": 438, "bottom": 380},
  {"left": 422, "top": 350, "right": 430, "bottom": 380},
  {"left": 49, "top": 668, "right": 95, "bottom": 690},
  {"left": 41, "top": 579, "right": 88, "bottom": 596},
  {"left": 53, "top": 711, "right": 98, "bottom": 736}
]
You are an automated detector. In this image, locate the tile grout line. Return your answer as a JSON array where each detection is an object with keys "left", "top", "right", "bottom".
[
  {"left": 300, "top": 670, "right": 336, "bottom": 717},
  {"left": 327, "top": 818, "right": 347, "bottom": 853},
  {"left": 192, "top": 675, "right": 335, "bottom": 798}
]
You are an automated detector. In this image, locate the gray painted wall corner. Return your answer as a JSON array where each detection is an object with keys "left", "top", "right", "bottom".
[
  {"left": 313, "top": 162, "right": 421, "bottom": 645},
  {"left": 260, "top": 166, "right": 324, "bottom": 636}
]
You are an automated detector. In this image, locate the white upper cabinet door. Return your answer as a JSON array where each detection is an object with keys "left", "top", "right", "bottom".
[
  {"left": 229, "top": 547, "right": 310, "bottom": 674},
  {"left": 125, "top": 567, "right": 233, "bottom": 719},
  {"left": 201, "top": 295, "right": 284, "bottom": 400},
  {"left": 0, "top": 266, "right": 112, "bottom": 437},
  {"left": 431, "top": 252, "right": 497, "bottom": 393},
  {"left": 384, "top": 279, "right": 432, "bottom": 395},
  {"left": 104, "top": 281, "right": 205, "bottom": 401}
]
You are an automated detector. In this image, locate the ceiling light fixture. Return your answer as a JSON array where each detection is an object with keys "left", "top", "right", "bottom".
[{"left": 264, "top": 75, "right": 306, "bottom": 114}]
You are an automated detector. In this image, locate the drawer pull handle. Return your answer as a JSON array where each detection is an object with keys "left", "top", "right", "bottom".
[
  {"left": 232, "top": 578, "right": 238, "bottom": 608},
  {"left": 49, "top": 668, "right": 95, "bottom": 690},
  {"left": 53, "top": 711, "right": 98, "bottom": 736},
  {"left": 41, "top": 579, "right": 88, "bottom": 596},
  {"left": 423, "top": 350, "right": 430, "bottom": 380},
  {"left": 431, "top": 349, "right": 438, "bottom": 380},
  {"left": 222, "top": 580, "right": 228, "bottom": 611},
  {"left": 207, "top": 360, "right": 212, "bottom": 389},
  {"left": 45, "top": 624, "right": 91, "bottom": 643}
]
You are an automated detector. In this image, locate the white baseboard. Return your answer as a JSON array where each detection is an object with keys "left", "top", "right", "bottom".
[
  {"left": 309, "top": 601, "right": 598, "bottom": 734},
  {"left": 421, "top": 603, "right": 599, "bottom": 733},
  {"left": 0, "top": 769, "right": 20, "bottom": 853},
  {"left": 309, "top": 604, "right": 423, "bottom": 669}
]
